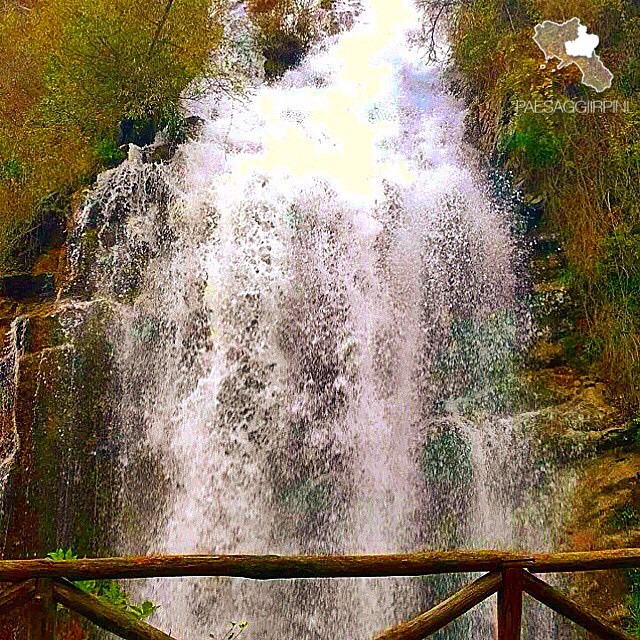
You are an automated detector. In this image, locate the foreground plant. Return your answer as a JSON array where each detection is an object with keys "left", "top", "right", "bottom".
[
  {"left": 211, "top": 621, "right": 249, "bottom": 640},
  {"left": 47, "top": 548, "right": 158, "bottom": 620}
]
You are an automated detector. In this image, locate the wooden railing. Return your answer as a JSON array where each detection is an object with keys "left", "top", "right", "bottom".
[{"left": 2, "top": 549, "right": 640, "bottom": 640}]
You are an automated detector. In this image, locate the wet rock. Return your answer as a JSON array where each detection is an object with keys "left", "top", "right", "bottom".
[
  {"left": 119, "top": 116, "right": 205, "bottom": 165},
  {"left": 278, "top": 477, "right": 332, "bottom": 515},
  {"left": 118, "top": 119, "right": 157, "bottom": 147},
  {"left": 524, "top": 362, "right": 626, "bottom": 466},
  {"left": 0, "top": 273, "right": 55, "bottom": 301},
  {"left": 263, "top": 33, "right": 307, "bottom": 79},
  {"left": 0, "top": 301, "right": 120, "bottom": 558},
  {"left": 34, "top": 192, "right": 68, "bottom": 238},
  {"left": 144, "top": 116, "right": 206, "bottom": 163},
  {"left": 66, "top": 160, "right": 175, "bottom": 301},
  {"left": 148, "top": 142, "right": 174, "bottom": 164},
  {"left": 522, "top": 198, "right": 544, "bottom": 232},
  {"left": 528, "top": 339, "right": 566, "bottom": 369},
  {"left": 182, "top": 115, "right": 205, "bottom": 139}
]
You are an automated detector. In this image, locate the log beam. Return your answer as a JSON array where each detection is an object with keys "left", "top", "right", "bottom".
[
  {"left": 0, "top": 551, "right": 531, "bottom": 581},
  {"left": 373, "top": 572, "right": 502, "bottom": 640},
  {"left": 53, "top": 579, "right": 176, "bottom": 640},
  {"left": 529, "top": 549, "right": 640, "bottom": 573},
  {"left": 0, "top": 580, "right": 35, "bottom": 616},
  {"left": 0, "top": 548, "right": 639, "bottom": 582},
  {"left": 522, "top": 571, "right": 636, "bottom": 640}
]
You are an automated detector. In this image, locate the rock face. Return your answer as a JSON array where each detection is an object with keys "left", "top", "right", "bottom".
[
  {"left": 519, "top": 213, "right": 640, "bottom": 628},
  {"left": 66, "top": 157, "right": 174, "bottom": 302},
  {"left": 0, "top": 144, "right": 178, "bottom": 562},
  {"left": 0, "top": 274, "right": 55, "bottom": 301},
  {"left": 0, "top": 301, "right": 120, "bottom": 558},
  {"left": 564, "top": 450, "right": 640, "bottom": 625}
]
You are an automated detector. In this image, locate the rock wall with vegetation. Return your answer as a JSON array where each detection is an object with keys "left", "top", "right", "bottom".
[
  {"left": 0, "top": 301, "right": 120, "bottom": 558},
  {"left": 439, "top": 0, "right": 640, "bottom": 628},
  {"left": 0, "top": 0, "right": 226, "bottom": 273},
  {"left": 441, "top": 0, "right": 639, "bottom": 406}
]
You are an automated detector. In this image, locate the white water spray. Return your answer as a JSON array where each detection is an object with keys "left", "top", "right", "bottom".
[{"left": 76, "top": 1, "right": 566, "bottom": 637}]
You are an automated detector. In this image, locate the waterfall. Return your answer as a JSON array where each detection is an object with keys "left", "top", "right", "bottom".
[{"left": 72, "top": 0, "right": 567, "bottom": 637}]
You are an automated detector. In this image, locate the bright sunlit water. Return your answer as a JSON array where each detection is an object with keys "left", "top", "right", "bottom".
[{"left": 70, "top": 1, "right": 570, "bottom": 637}]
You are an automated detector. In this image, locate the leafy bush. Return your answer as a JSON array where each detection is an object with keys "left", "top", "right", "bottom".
[
  {"left": 444, "top": 0, "right": 640, "bottom": 405},
  {"left": 47, "top": 548, "right": 158, "bottom": 621},
  {"left": 94, "top": 137, "right": 127, "bottom": 169},
  {"left": 0, "top": 0, "right": 225, "bottom": 271},
  {"left": 247, "top": 0, "right": 327, "bottom": 78}
]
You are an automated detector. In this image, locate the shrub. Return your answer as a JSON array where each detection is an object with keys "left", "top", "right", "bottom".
[
  {"left": 247, "top": 0, "right": 326, "bottom": 78},
  {"left": 501, "top": 114, "right": 564, "bottom": 168},
  {"left": 0, "top": 0, "right": 225, "bottom": 272},
  {"left": 47, "top": 548, "right": 158, "bottom": 634}
]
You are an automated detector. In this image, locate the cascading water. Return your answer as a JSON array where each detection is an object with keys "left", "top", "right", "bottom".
[{"left": 71, "top": 1, "right": 571, "bottom": 637}]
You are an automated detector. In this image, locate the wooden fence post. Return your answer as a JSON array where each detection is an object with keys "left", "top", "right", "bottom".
[
  {"left": 498, "top": 567, "right": 523, "bottom": 640},
  {"left": 28, "top": 578, "right": 56, "bottom": 640}
]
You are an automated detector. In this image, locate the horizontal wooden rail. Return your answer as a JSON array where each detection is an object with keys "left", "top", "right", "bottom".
[
  {"left": 0, "top": 551, "right": 532, "bottom": 581},
  {"left": 373, "top": 572, "right": 502, "bottom": 640},
  {"left": 2, "top": 549, "right": 640, "bottom": 581},
  {"left": 528, "top": 548, "right": 640, "bottom": 573}
]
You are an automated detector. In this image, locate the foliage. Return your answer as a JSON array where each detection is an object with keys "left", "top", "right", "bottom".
[
  {"left": 246, "top": 0, "right": 329, "bottom": 78},
  {"left": 0, "top": 0, "right": 225, "bottom": 272},
  {"left": 441, "top": 0, "right": 640, "bottom": 406},
  {"left": 623, "top": 569, "right": 640, "bottom": 635},
  {"left": 211, "top": 621, "right": 249, "bottom": 640},
  {"left": 420, "top": 428, "right": 474, "bottom": 491},
  {"left": 47, "top": 548, "right": 158, "bottom": 620},
  {"left": 605, "top": 504, "right": 640, "bottom": 531},
  {"left": 500, "top": 114, "right": 564, "bottom": 168},
  {"left": 94, "top": 137, "right": 127, "bottom": 169}
]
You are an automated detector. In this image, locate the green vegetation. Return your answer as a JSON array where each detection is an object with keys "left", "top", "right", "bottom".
[
  {"left": 247, "top": 0, "right": 334, "bottom": 78},
  {"left": 624, "top": 569, "right": 640, "bottom": 635},
  {"left": 0, "top": 0, "right": 339, "bottom": 274},
  {"left": 440, "top": 0, "right": 640, "bottom": 406},
  {"left": 606, "top": 503, "right": 640, "bottom": 531},
  {"left": 0, "top": 0, "right": 224, "bottom": 272},
  {"left": 47, "top": 549, "right": 158, "bottom": 620},
  {"left": 47, "top": 550, "right": 251, "bottom": 639},
  {"left": 212, "top": 621, "right": 249, "bottom": 639}
]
